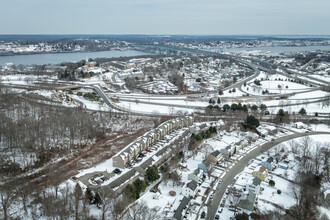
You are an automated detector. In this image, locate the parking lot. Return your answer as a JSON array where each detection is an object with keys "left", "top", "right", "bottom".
[{"left": 78, "top": 171, "right": 115, "bottom": 188}]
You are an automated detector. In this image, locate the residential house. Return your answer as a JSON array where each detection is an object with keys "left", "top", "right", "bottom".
[
  {"left": 113, "top": 154, "right": 128, "bottom": 169},
  {"left": 238, "top": 191, "right": 256, "bottom": 211},
  {"left": 265, "top": 125, "right": 278, "bottom": 135},
  {"left": 198, "top": 159, "right": 212, "bottom": 174},
  {"left": 188, "top": 168, "right": 203, "bottom": 182},
  {"left": 246, "top": 177, "right": 261, "bottom": 195},
  {"left": 261, "top": 157, "right": 275, "bottom": 171},
  {"left": 291, "top": 122, "right": 307, "bottom": 129},
  {"left": 246, "top": 132, "right": 259, "bottom": 142},
  {"left": 173, "top": 196, "right": 191, "bottom": 220},
  {"left": 252, "top": 166, "right": 268, "bottom": 181},
  {"left": 183, "top": 180, "right": 198, "bottom": 198},
  {"left": 277, "top": 162, "right": 288, "bottom": 170},
  {"left": 221, "top": 145, "right": 232, "bottom": 157},
  {"left": 208, "top": 150, "right": 221, "bottom": 163}
]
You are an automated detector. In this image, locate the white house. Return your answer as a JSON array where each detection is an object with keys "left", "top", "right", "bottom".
[
  {"left": 182, "top": 180, "right": 198, "bottom": 198},
  {"left": 246, "top": 177, "right": 261, "bottom": 195},
  {"left": 291, "top": 122, "right": 307, "bottom": 129}
]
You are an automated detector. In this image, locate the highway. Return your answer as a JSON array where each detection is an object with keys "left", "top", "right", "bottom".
[{"left": 205, "top": 131, "right": 330, "bottom": 220}]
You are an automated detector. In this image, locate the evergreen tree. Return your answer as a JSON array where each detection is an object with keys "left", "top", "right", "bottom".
[
  {"left": 223, "top": 104, "right": 230, "bottom": 112},
  {"left": 260, "top": 104, "right": 267, "bottom": 112},
  {"left": 146, "top": 166, "right": 160, "bottom": 182},
  {"left": 299, "top": 108, "right": 307, "bottom": 116},
  {"left": 251, "top": 105, "right": 258, "bottom": 111},
  {"left": 246, "top": 115, "right": 260, "bottom": 127},
  {"left": 233, "top": 76, "right": 237, "bottom": 83},
  {"left": 133, "top": 179, "right": 147, "bottom": 198},
  {"left": 235, "top": 213, "right": 249, "bottom": 220}
]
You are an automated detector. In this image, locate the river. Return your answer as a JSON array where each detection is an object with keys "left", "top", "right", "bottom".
[
  {"left": 0, "top": 50, "right": 149, "bottom": 66},
  {"left": 225, "top": 45, "right": 330, "bottom": 54},
  {"left": 1, "top": 45, "right": 330, "bottom": 66}
]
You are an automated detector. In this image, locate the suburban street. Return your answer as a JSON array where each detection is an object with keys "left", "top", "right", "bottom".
[{"left": 206, "top": 131, "right": 330, "bottom": 220}]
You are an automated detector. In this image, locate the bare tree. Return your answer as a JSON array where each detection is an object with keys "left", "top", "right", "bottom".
[
  {"left": 125, "top": 201, "right": 160, "bottom": 220},
  {"left": 74, "top": 183, "right": 83, "bottom": 220},
  {"left": 273, "top": 145, "right": 283, "bottom": 163},
  {"left": 311, "top": 142, "right": 323, "bottom": 174},
  {"left": 0, "top": 185, "right": 16, "bottom": 220},
  {"left": 289, "top": 140, "right": 299, "bottom": 156},
  {"left": 228, "top": 192, "right": 241, "bottom": 215},
  {"left": 169, "top": 171, "right": 182, "bottom": 187},
  {"left": 298, "top": 136, "right": 312, "bottom": 170},
  {"left": 320, "top": 143, "right": 330, "bottom": 181}
]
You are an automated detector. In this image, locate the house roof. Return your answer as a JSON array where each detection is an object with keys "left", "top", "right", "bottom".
[
  {"left": 267, "top": 157, "right": 274, "bottom": 163},
  {"left": 259, "top": 166, "right": 267, "bottom": 173},
  {"left": 193, "top": 168, "right": 201, "bottom": 175},
  {"left": 186, "top": 180, "right": 198, "bottom": 191},
  {"left": 173, "top": 196, "right": 190, "bottom": 220},
  {"left": 203, "top": 158, "right": 212, "bottom": 167},
  {"left": 211, "top": 150, "right": 221, "bottom": 157},
  {"left": 252, "top": 177, "right": 261, "bottom": 186}
]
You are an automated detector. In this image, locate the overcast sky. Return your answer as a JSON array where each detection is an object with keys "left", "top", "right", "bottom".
[{"left": 1, "top": 0, "right": 329, "bottom": 35}]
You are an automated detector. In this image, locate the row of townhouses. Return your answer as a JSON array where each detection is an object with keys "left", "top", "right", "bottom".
[{"left": 113, "top": 116, "right": 194, "bottom": 168}]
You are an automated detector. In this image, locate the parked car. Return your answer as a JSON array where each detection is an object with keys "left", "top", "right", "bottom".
[
  {"left": 113, "top": 168, "right": 122, "bottom": 174},
  {"left": 146, "top": 149, "right": 152, "bottom": 153},
  {"left": 215, "top": 215, "right": 220, "bottom": 220},
  {"left": 209, "top": 193, "right": 214, "bottom": 199},
  {"left": 218, "top": 208, "right": 223, "bottom": 213},
  {"left": 218, "top": 179, "right": 223, "bottom": 184},
  {"left": 201, "top": 211, "right": 206, "bottom": 219},
  {"left": 71, "top": 176, "right": 78, "bottom": 182}
]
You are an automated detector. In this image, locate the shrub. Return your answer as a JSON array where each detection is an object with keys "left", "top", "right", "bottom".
[
  {"left": 269, "top": 180, "right": 275, "bottom": 187},
  {"left": 235, "top": 212, "right": 249, "bottom": 220},
  {"left": 277, "top": 189, "right": 281, "bottom": 194}
]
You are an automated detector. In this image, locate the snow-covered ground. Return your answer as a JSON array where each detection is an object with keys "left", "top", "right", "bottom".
[
  {"left": 311, "top": 74, "right": 330, "bottom": 83},
  {"left": 116, "top": 100, "right": 198, "bottom": 114}
]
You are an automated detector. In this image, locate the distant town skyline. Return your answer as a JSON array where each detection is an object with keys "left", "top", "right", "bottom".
[{"left": 1, "top": 0, "right": 330, "bottom": 35}]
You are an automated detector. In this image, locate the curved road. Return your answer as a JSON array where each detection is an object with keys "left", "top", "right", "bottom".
[{"left": 206, "top": 131, "right": 330, "bottom": 220}]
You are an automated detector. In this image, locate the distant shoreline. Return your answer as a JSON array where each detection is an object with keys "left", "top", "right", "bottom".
[{"left": 0, "top": 48, "right": 131, "bottom": 57}]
